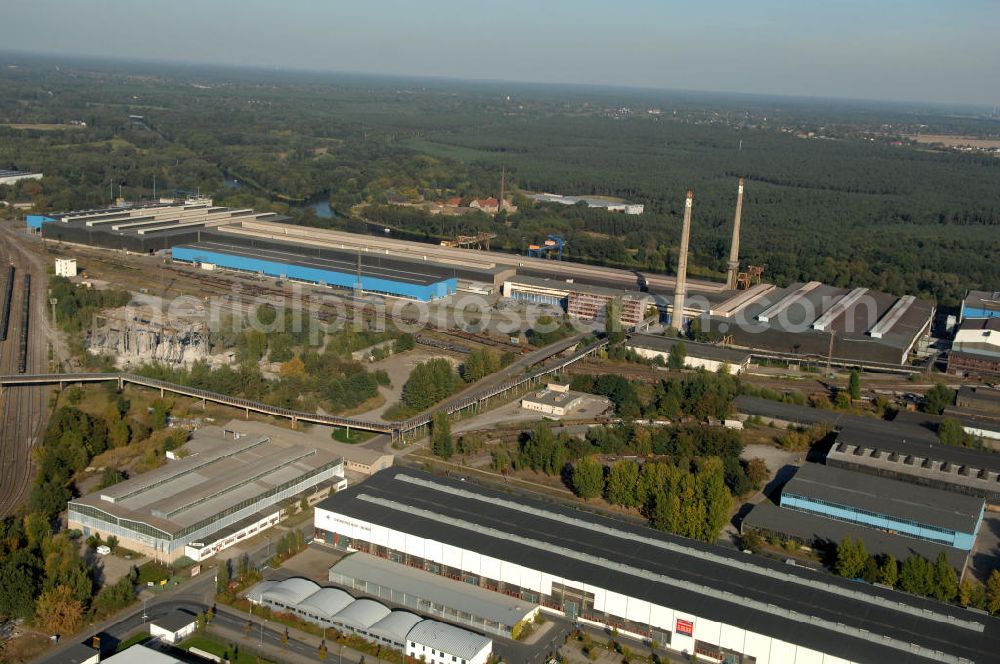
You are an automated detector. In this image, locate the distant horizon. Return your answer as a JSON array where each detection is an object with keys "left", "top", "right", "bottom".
[
  {"left": 1, "top": 49, "right": 994, "bottom": 115},
  {"left": 4, "top": 0, "right": 999, "bottom": 108}
]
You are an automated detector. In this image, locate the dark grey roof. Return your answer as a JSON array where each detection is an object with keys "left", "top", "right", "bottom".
[
  {"left": 627, "top": 333, "right": 751, "bottom": 365},
  {"left": 835, "top": 418, "right": 1000, "bottom": 475},
  {"left": 61, "top": 642, "right": 98, "bottom": 664},
  {"left": 964, "top": 290, "right": 1000, "bottom": 313},
  {"left": 733, "top": 395, "right": 915, "bottom": 432},
  {"left": 198, "top": 231, "right": 504, "bottom": 284},
  {"left": 782, "top": 463, "right": 984, "bottom": 533},
  {"left": 704, "top": 282, "right": 933, "bottom": 365},
  {"left": 151, "top": 608, "right": 197, "bottom": 633},
  {"left": 317, "top": 467, "right": 1000, "bottom": 664},
  {"left": 177, "top": 240, "right": 447, "bottom": 287},
  {"left": 742, "top": 500, "right": 970, "bottom": 570}
]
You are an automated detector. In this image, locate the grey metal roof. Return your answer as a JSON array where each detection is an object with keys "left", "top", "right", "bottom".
[
  {"left": 298, "top": 587, "right": 354, "bottom": 619},
  {"left": 369, "top": 610, "right": 423, "bottom": 644},
  {"left": 334, "top": 598, "right": 390, "bottom": 629},
  {"left": 505, "top": 275, "right": 650, "bottom": 300},
  {"left": 69, "top": 426, "right": 342, "bottom": 536},
  {"left": 266, "top": 577, "right": 322, "bottom": 606},
  {"left": 743, "top": 500, "right": 970, "bottom": 570},
  {"left": 781, "top": 463, "right": 984, "bottom": 534},
  {"left": 407, "top": 620, "right": 492, "bottom": 661},
  {"left": 317, "top": 467, "right": 1000, "bottom": 664},
  {"left": 627, "top": 333, "right": 751, "bottom": 365},
  {"left": 330, "top": 552, "right": 536, "bottom": 627}
]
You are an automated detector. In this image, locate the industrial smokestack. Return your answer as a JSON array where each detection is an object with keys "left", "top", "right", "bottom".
[
  {"left": 726, "top": 177, "right": 745, "bottom": 290},
  {"left": 671, "top": 190, "right": 694, "bottom": 332}
]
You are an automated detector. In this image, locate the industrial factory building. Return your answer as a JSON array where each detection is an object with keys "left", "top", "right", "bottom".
[
  {"left": 29, "top": 191, "right": 937, "bottom": 365},
  {"left": 948, "top": 317, "right": 1000, "bottom": 378},
  {"left": 172, "top": 237, "right": 459, "bottom": 301},
  {"left": 31, "top": 200, "right": 289, "bottom": 253},
  {"left": 328, "top": 552, "right": 538, "bottom": 639},
  {"left": 826, "top": 418, "right": 1000, "bottom": 503},
  {"left": 776, "top": 463, "right": 984, "bottom": 550},
  {"left": 625, "top": 334, "right": 752, "bottom": 374},
  {"left": 960, "top": 290, "right": 1000, "bottom": 321},
  {"left": 502, "top": 275, "right": 654, "bottom": 327},
  {"left": 314, "top": 468, "right": 1000, "bottom": 664},
  {"left": 247, "top": 575, "right": 495, "bottom": 664},
  {"left": 68, "top": 426, "right": 345, "bottom": 561},
  {"left": 742, "top": 500, "right": 970, "bottom": 573},
  {"left": 703, "top": 282, "right": 934, "bottom": 366}
]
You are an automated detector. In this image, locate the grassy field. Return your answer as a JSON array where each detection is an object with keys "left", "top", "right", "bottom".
[
  {"left": 182, "top": 634, "right": 277, "bottom": 664},
  {"left": 3, "top": 122, "right": 85, "bottom": 130},
  {"left": 330, "top": 427, "right": 377, "bottom": 443},
  {"left": 910, "top": 134, "right": 1000, "bottom": 149}
]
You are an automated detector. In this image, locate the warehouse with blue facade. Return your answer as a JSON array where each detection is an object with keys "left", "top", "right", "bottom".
[
  {"left": 172, "top": 239, "right": 456, "bottom": 301},
  {"left": 779, "top": 463, "right": 985, "bottom": 550}
]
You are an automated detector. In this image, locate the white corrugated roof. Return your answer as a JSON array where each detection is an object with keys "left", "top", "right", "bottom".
[{"left": 407, "top": 620, "right": 492, "bottom": 661}]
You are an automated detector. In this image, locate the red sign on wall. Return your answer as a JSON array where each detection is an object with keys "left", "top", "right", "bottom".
[{"left": 675, "top": 619, "right": 694, "bottom": 637}]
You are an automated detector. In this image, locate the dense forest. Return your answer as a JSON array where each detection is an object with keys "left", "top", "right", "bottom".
[{"left": 1, "top": 56, "right": 998, "bottom": 305}]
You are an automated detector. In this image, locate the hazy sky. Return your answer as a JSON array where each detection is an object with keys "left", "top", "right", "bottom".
[{"left": 4, "top": 0, "right": 998, "bottom": 105}]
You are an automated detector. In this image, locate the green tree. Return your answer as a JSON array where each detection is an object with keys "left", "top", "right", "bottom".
[
  {"left": 0, "top": 550, "right": 40, "bottom": 620},
  {"left": 932, "top": 552, "right": 958, "bottom": 602},
  {"left": 605, "top": 461, "right": 640, "bottom": 508},
  {"left": 572, "top": 457, "right": 605, "bottom": 500},
  {"left": 959, "top": 578, "right": 986, "bottom": 608},
  {"left": 698, "top": 457, "right": 732, "bottom": 542},
  {"left": 938, "top": 418, "right": 978, "bottom": 448},
  {"left": 431, "top": 413, "right": 454, "bottom": 460},
  {"left": 667, "top": 341, "right": 687, "bottom": 371},
  {"left": 987, "top": 570, "right": 1000, "bottom": 614},
  {"left": 878, "top": 555, "right": 898, "bottom": 587},
  {"left": 848, "top": 369, "right": 861, "bottom": 401},
  {"left": 835, "top": 537, "right": 868, "bottom": 579},
  {"left": 899, "top": 555, "right": 934, "bottom": 597},
  {"left": 922, "top": 383, "right": 955, "bottom": 415}
]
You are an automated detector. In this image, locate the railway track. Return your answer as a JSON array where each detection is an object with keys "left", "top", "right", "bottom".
[{"left": 0, "top": 226, "right": 49, "bottom": 516}]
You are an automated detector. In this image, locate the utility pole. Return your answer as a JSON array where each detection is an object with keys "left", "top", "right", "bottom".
[{"left": 826, "top": 329, "right": 835, "bottom": 374}]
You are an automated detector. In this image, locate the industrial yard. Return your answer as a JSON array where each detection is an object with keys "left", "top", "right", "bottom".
[{"left": 1, "top": 33, "right": 999, "bottom": 664}]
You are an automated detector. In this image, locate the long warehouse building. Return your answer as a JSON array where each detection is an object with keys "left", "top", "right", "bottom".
[
  {"left": 171, "top": 236, "right": 464, "bottom": 302},
  {"left": 315, "top": 468, "right": 1000, "bottom": 664}
]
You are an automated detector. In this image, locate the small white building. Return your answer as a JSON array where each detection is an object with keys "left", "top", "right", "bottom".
[
  {"left": 148, "top": 609, "right": 198, "bottom": 644},
  {"left": 406, "top": 620, "right": 493, "bottom": 664},
  {"left": 521, "top": 382, "right": 584, "bottom": 417},
  {"left": 55, "top": 257, "right": 78, "bottom": 277}
]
